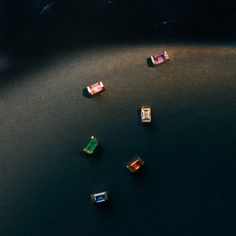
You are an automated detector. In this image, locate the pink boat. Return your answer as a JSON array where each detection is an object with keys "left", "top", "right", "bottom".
[
  {"left": 150, "top": 51, "right": 170, "bottom": 66},
  {"left": 87, "top": 81, "right": 105, "bottom": 95}
]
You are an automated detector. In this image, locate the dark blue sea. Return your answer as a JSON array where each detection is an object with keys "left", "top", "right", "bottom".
[
  {"left": 1, "top": 1, "right": 236, "bottom": 235},
  {"left": 0, "top": 42, "right": 235, "bottom": 235}
]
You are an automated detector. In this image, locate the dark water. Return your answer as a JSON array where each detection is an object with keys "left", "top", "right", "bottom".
[
  {"left": 0, "top": 44, "right": 235, "bottom": 235},
  {"left": 1, "top": 1, "right": 236, "bottom": 235},
  {"left": 2, "top": 0, "right": 236, "bottom": 52}
]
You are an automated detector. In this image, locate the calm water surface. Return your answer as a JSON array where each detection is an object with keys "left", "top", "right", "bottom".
[{"left": 0, "top": 44, "right": 235, "bottom": 236}]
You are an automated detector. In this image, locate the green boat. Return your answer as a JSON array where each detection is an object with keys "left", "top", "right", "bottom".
[{"left": 83, "top": 136, "right": 99, "bottom": 155}]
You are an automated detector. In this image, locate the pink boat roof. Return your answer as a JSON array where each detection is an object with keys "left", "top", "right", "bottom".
[{"left": 87, "top": 81, "right": 104, "bottom": 94}]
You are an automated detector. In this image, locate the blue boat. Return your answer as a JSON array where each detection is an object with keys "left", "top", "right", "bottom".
[{"left": 91, "top": 191, "right": 109, "bottom": 204}]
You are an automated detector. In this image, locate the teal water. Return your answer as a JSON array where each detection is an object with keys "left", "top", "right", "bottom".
[{"left": 0, "top": 44, "right": 235, "bottom": 236}]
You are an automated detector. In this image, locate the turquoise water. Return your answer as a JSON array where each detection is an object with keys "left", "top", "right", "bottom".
[{"left": 0, "top": 44, "right": 235, "bottom": 236}]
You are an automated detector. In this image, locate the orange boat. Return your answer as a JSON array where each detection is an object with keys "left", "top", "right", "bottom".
[{"left": 127, "top": 157, "right": 144, "bottom": 173}]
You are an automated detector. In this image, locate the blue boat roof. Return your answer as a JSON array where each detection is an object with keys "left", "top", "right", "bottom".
[{"left": 96, "top": 196, "right": 106, "bottom": 203}]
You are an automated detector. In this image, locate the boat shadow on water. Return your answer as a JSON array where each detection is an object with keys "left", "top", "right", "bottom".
[
  {"left": 82, "top": 88, "right": 91, "bottom": 98},
  {"left": 146, "top": 57, "right": 154, "bottom": 67},
  {"left": 129, "top": 165, "right": 148, "bottom": 182},
  {"left": 92, "top": 194, "right": 115, "bottom": 216}
]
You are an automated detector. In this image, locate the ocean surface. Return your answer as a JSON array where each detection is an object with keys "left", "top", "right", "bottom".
[{"left": 0, "top": 43, "right": 235, "bottom": 236}]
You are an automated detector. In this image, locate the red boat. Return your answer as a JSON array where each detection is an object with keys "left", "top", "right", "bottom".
[{"left": 87, "top": 81, "right": 105, "bottom": 95}]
